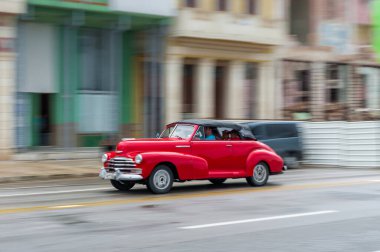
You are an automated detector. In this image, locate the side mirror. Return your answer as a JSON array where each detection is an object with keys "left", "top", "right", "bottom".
[{"left": 156, "top": 133, "right": 160, "bottom": 138}]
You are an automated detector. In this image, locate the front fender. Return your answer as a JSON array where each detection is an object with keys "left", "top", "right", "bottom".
[
  {"left": 136, "top": 152, "right": 208, "bottom": 180},
  {"left": 246, "top": 149, "right": 284, "bottom": 176}
]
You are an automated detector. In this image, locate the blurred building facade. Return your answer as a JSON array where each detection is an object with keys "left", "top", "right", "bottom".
[
  {"left": 283, "top": 0, "right": 380, "bottom": 121},
  {"left": 1, "top": 0, "right": 174, "bottom": 159},
  {"left": 165, "top": 0, "right": 288, "bottom": 123},
  {"left": 0, "top": 0, "right": 26, "bottom": 159},
  {"left": 2, "top": 0, "right": 380, "bottom": 159}
]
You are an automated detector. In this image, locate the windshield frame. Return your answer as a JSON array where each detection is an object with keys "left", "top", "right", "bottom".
[
  {"left": 159, "top": 123, "right": 197, "bottom": 140},
  {"left": 159, "top": 124, "right": 178, "bottom": 138}
]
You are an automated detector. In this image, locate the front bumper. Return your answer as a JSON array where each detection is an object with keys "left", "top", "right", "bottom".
[{"left": 99, "top": 167, "right": 143, "bottom": 181}]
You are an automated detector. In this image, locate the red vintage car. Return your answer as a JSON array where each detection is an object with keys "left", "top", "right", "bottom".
[{"left": 99, "top": 119, "right": 284, "bottom": 194}]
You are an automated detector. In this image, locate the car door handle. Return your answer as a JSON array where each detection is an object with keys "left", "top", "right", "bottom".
[
  {"left": 176, "top": 145, "right": 190, "bottom": 148},
  {"left": 226, "top": 144, "right": 232, "bottom": 147}
]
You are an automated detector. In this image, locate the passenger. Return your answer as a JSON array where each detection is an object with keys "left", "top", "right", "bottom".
[
  {"left": 222, "top": 130, "right": 229, "bottom": 140},
  {"left": 230, "top": 130, "right": 241, "bottom": 140},
  {"left": 204, "top": 127, "right": 216, "bottom": 140}
]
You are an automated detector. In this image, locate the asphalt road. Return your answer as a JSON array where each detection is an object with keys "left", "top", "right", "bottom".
[{"left": 1, "top": 168, "right": 380, "bottom": 252}]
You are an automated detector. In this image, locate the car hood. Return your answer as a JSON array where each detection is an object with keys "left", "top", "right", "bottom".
[{"left": 116, "top": 138, "right": 188, "bottom": 155}]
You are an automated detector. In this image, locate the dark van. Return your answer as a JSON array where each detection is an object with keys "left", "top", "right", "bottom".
[{"left": 241, "top": 121, "right": 303, "bottom": 168}]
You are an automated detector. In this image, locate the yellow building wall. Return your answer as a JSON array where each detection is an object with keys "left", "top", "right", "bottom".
[
  {"left": 261, "top": 0, "right": 273, "bottom": 20},
  {"left": 201, "top": 0, "right": 214, "bottom": 11},
  {"left": 232, "top": 0, "right": 244, "bottom": 14}
]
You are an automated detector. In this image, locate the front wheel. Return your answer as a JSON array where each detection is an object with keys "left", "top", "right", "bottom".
[
  {"left": 147, "top": 165, "right": 174, "bottom": 194},
  {"left": 246, "top": 162, "right": 269, "bottom": 187},
  {"left": 110, "top": 180, "right": 135, "bottom": 191}
]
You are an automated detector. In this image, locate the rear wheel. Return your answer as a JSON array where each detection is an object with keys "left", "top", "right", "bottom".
[
  {"left": 110, "top": 180, "right": 135, "bottom": 191},
  {"left": 209, "top": 178, "right": 227, "bottom": 185},
  {"left": 147, "top": 165, "right": 174, "bottom": 194},
  {"left": 246, "top": 162, "right": 269, "bottom": 186}
]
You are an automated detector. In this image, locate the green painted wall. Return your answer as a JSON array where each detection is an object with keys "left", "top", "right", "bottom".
[
  {"left": 55, "top": 26, "right": 79, "bottom": 125},
  {"left": 79, "top": 135, "right": 103, "bottom": 147},
  {"left": 373, "top": 0, "right": 380, "bottom": 62},
  {"left": 23, "top": 2, "right": 170, "bottom": 147}
]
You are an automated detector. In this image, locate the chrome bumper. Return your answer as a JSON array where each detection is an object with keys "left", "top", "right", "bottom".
[{"left": 99, "top": 167, "right": 143, "bottom": 181}]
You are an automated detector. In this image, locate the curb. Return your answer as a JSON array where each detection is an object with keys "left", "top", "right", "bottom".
[{"left": 0, "top": 172, "right": 99, "bottom": 184}]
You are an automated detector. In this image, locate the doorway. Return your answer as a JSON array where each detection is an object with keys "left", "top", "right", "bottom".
[
  {"left": 34, "top": 93, "right": 52, "bottom": 146},
  {"left": 182, "top": 59, "right": 197, "bottom": 118}
]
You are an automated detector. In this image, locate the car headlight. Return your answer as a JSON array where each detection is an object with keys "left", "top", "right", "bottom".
[
  {"left": 101, "top": 153, "right": 108, "bottom": 163},
  {"left": 135, "top": 154, "right": 143, "bottom": 164}
]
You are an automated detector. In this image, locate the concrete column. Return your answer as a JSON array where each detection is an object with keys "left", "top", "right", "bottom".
[
  {"left": 257, "top": 61, "right": 276, "bottom": 119},
  {"left": 310, "top": 61, "right": 326, "bottom": 121},
  {"left": 0, "top": 17, "right": 17, "bottom": 160},
  {"left": 274, "top": 59, "right": 284, "bottom": 119},
  {"left": 347, "top": 64, "right": 364, "bottom": 120},
  {"left": 257, "top": 62, "right": 266, "bottom": 119},
  {"left": 226, "top": 60, "right": 245, "bottom": 119},
  {"left": 165, "top": 55, "right": 183, "bottom": 124},
  {"left": 195, "top": 58, "right": 215, "bottom": 118},
  {"left": 266, "top": 60, "right": 276, "bottom": 119},
  {"left": 0, "top": 54, "right": 16, "bottom": 160}
]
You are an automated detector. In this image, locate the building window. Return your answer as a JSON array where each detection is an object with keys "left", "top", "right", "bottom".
[
  {"left": 184, "top": 0, "right": 196, "bottom": 8},
  {"left": 326, "top": 64, "right": 342, "bottom": 103},
  {"left": 296, "top": 70, "right": 310, "bottom": 102},
  {"left": 247, "top": 0, "right": 257, "bottom": 15},
  {"left": 79, "top": 29, "right": 115, "bottom": 92},
  {"left": 325, "top": 0, "right": 345, "bottom": 20},
  {"left": 217, "top": 0, "right": 228, "bottom": 11}
]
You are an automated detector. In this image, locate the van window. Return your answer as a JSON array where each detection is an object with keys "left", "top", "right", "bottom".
[
  {"left": 251, "top": 125, "right": 266, "bottom": 140},
  {"left": 266, "top": 124, "right": 297, "bottom": 139}
]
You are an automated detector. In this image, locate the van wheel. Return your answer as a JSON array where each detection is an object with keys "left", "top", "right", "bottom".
[
  {"left": 246, "top": 162, "right": 269, "bottom": 186},
  {"left": 284, "top": 155, "right": 300, "bottom": 169},
  {"left": 209, "top": 179, "right": 227, "bottom": 185},
  {"left": 110, "top": 180, "right": 135, "bottom": 191},
  {"left": 147, "top": 165, "right": 174, "bottom": 194}
]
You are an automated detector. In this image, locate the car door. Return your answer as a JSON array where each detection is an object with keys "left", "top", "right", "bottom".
[
  {"left": 226, "top": 130, "right": 257, "bottom": 176},
  {"left": 191, "top": 126, "right": 234, "bottom": 178}
]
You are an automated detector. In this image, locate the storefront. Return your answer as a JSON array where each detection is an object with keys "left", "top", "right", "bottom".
[{"left": 14, "top": 0, "right": 173, "bottom": 150}]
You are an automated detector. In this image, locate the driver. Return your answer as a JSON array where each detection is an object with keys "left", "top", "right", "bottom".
[{"left": 204, "top": 127, "right": 216, "bottom": 140}]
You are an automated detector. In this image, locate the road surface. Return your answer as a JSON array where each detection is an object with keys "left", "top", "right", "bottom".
[{"left": 0, "top": 168, "right": 380, "bottom": 252}]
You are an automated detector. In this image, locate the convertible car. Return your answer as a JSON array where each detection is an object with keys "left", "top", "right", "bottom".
[{"left": 99, "top": 119, "right": 284, "bottom": 194}]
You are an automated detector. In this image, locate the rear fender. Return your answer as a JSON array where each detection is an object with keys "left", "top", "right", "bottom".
[{"left": 246, "top": 149, "right": 284, "bottom": 176}]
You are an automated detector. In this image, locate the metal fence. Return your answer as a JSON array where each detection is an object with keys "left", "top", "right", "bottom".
[{"left": 301, "top": 121, "right": 380, "bottom": 167}]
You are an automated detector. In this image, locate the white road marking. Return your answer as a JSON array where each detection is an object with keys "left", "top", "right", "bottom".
[
  {"left": 0, "top": 187, "right": 111, "bottom": 198},
  {"left": 180, "top": 210, "right": 339, "bottom": 230},
  {"left": 49, "top": 205, "right": 84, "bottom": 209},
  {"left": 368, "top": 180, "right": 380, "bottom": 183}
]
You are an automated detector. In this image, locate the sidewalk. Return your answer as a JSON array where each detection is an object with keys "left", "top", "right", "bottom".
[{"left": 0, "top": 159, "right": 100, "bottom": 183}]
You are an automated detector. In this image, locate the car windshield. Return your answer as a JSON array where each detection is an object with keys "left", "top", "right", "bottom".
[{"left": 160, "top": 124, "right": 195, "bottom": 139}]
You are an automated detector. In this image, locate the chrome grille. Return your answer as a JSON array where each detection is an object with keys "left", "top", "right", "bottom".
[{"left": 107, "top": 157, "right": 136, "bottom": 170}]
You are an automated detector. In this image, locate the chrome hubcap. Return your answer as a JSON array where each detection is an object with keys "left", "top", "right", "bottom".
[
  {"left": 253, "top": 164, "right": 267, "bottom": 183},
  {"left": 153, "top": 170, "right": 171, "bottom": 189}
]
